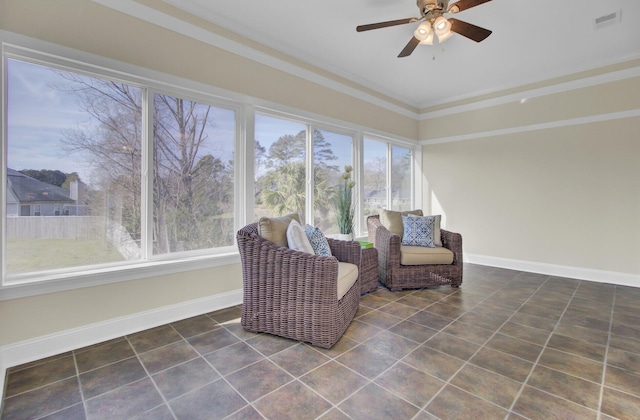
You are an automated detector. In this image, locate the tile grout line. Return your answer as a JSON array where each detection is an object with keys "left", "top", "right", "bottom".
[
  {"left": 70, "top": 350, "right": 89, "bottom": 420},
  {"left": 596, "top": 284, "right": 617, "bottom": 420}
]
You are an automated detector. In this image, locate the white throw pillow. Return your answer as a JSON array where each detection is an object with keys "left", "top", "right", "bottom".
[{"left": 286, "top": 219, "right": 315, "bottom": 254}]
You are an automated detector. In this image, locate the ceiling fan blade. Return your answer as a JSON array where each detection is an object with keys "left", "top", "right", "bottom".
[
  {"left": 398, "top": 37, "right": 420, "bottom": 58},
  {"left": 449, "top": 0, "right": 492, "bottom": 13},
  {"left": 356, "top": 17, "right": 417, "bottom": 32},
  {"left": 449, "top": 18, "right": 492, "bottom": 42}
]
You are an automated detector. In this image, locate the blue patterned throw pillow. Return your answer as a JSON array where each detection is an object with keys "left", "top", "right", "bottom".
[
  {"left": 401, "top": 214, "right": 436, "bottom": 247},
  {"left": 305, "top": 225, "right": 332, "bottom": 256}
]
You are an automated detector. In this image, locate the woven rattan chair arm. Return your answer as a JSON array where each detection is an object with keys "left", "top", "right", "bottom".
[
  {"left": 327, "top": 238, "right": 361, "bottom": 266},
  {"left": 367, "top": 215, "right": 400, "bottom": 271},
  {"left": 440, "top": 229, "right": 463, "bottom": 265}
]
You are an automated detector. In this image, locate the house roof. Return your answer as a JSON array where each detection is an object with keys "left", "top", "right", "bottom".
[{"left": 6, "top": 169, "right": 74, "bottom": 204}]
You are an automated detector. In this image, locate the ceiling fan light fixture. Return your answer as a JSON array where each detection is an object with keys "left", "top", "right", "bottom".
[
  {"left": 437, "top": 30, "right": 453, "bottom": 42},
  {"left": 420, "top": 32, "right": 434, "bottom": 45},
  {"left": 413, "top": 21, "right": 433, "bottom": 41},
  {"left": 433, "top": 16, "right": 452, "bottom": 42},
  {"left": 434, "top": 16, "right": 450, "bottom": 32}
]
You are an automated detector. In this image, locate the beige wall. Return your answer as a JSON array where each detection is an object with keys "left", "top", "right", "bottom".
[
  {"left": 0, "top": 264, "right": 241, "bottom": 346},
  {"left": 0, "top": 0, "right": 416, "bottom": 349},
  {"left": 421, "top": 75, "right": 640, "bottom": 276}
]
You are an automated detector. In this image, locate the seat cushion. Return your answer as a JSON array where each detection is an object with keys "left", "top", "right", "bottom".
[
  {"left": 380, "top": 209, "right": 423, "bottom": 237},
  {"left": 258, "top": 213, "right": 300, "bottom": 247},
  {"left": 400, "top": 245, "right": 454, "bottom": 265},
  {"left": 337, "top": 262, "right": 358, "bottom": 300}
]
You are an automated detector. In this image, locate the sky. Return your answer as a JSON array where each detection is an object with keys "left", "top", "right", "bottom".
[
  {"left": 6, "top": 59, "right": 235, "bottom": 187},
  {"left": 7, "top": 59, "right": 94, "bottom": 181}
]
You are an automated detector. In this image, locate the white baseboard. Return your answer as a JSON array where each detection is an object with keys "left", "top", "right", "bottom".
[
  {"left": 465, "top": 253, "right": 640, "bottom": 288},
  {"left": 0, "top": 289, "right": 243, "bottom": 401}
]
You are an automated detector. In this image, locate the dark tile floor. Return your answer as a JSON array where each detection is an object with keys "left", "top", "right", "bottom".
[{"left": 2, "top": 264, "right": 640, "bottom": 419}]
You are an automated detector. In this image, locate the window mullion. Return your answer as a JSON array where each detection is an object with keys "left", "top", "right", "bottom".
[
  {"left": 305, "top": 125, "right": 314, "bottom": 225},
  {"left": 141, "top": 88, "right": 154, "bottom": 260},
  {"left": 386, "top": 143, "right": 393, "bottom": 211}
]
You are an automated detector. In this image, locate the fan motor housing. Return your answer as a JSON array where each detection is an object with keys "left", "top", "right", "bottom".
[{"left": 417, "top": 0, "right": 448, "bottom": 15}]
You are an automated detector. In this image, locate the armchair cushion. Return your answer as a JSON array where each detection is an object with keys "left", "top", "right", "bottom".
[
  {"left": 380, "top": 209, "right": 423, "bottom": 237},
  {"left": 337, "top": 262, "right": 359, "bottom": 300},
  {"left": 286, "top": 219, "right": 314, "bottom": 254},
  {"left": 258, "top": 213, "right": 300, "bottom": 247},
  {"left": 401, "top": 214, "right": 437, "bottom": 247},
  {"left": 400, "top": 245, "right": 454, "bottom": 265}
]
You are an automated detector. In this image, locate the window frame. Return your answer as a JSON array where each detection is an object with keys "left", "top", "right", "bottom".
[
  {"left": 1, "top": 39, "right": 244, "bottom": 299},
  {"left": 0, "top": 32, "right": 418, "bottom": 300}
]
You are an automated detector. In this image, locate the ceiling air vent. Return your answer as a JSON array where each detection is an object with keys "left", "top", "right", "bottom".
[{"left": 594, "top": 10, "right": 622, "bottom": 30}]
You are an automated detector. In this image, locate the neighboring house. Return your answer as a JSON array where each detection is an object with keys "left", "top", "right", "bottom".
[
  {"left": 365, "top": 189, "right": 410, "bottom": 208},
  {"left": 6, "top": 168, "right": 75, "bottom": 216}
]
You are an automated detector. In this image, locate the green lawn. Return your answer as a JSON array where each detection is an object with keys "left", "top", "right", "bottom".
[{"left": 6, "top": 238, "right": 125, "bottom": 275}]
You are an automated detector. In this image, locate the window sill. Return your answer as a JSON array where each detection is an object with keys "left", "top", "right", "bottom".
[{"left": 0, "top": 252, "right": 240, "bottom": 301}]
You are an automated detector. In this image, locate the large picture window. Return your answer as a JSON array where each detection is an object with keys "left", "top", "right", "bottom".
[
  {"left": 4, "top": 58, "right": 237, "bottom": 281},
  {"left": 6, "top": 59, "right": 143, "bottom": 276}
]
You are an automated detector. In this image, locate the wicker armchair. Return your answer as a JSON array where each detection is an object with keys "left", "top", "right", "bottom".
[
  {"left": 237, "top": 222, "right": 361, "bottom": 349},
  {"left": 367, "top": 215, "right": 463, "bottom": 291}
]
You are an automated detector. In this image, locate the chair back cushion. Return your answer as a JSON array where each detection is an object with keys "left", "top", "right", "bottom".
[
  {"left": 258, "top": 213, "right": 300, "bottom": 247},
  {"left": 286, "top": 219, "right": 315, "bottom": 254},
  {"left": 380, "top": 209, "right": 423, "bottom": 236}
]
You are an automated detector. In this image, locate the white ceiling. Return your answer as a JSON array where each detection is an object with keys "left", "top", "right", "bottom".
[{"left": 162, "top": 0, "right": 640, "bottom": 109}]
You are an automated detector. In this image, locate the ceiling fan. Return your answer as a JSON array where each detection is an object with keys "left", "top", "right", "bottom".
[{"left": 356, "top": 0, "right": 493, "bottom": 57}]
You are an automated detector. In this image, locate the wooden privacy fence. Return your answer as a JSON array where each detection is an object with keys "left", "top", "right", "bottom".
[{"left": 6, "top": 216, "right": 106, "bottom": 239}]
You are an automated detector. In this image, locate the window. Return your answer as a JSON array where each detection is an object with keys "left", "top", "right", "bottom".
[
  {"left": 363, "top": 138, "right": 414, "bottom": 221},
  {"left": 391, "top": 145, "right": 412, "bottom": 211},
  {"left": 4, "top": 57, "right": 237, "bottom": 281},
  {"left": 313, "top": 129, "right": 352, "bottom": 235},
  {"left": 152, "top": 93, "right": 235, "bottom": 254},
  {"left": 254, "top": 114, "right": 307, "bottom": 222},
  {"left": 363, "top": 138, "right": 388, "bottom": 217},
  {"left": 5, "top": 59, "right": 143, "bottom": 276},
  {"left": 253, "top": 114, "right": 355, "bottom": 234}
]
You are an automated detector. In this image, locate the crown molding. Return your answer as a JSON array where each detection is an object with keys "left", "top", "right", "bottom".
[
  {"left": 419, "top": 63, "right": 640, "bottom": 120},
  {"left": 421, "top": 109, "right": 640, "bottom": 145}
]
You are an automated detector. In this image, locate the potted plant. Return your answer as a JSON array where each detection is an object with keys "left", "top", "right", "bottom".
[{"left": 335, "top": 165, "right": 356, "bottom": 241}]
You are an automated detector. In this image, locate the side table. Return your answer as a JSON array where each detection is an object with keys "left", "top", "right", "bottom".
[{"left": 360, "top": 247, "right": 379, "bottom": 294}]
